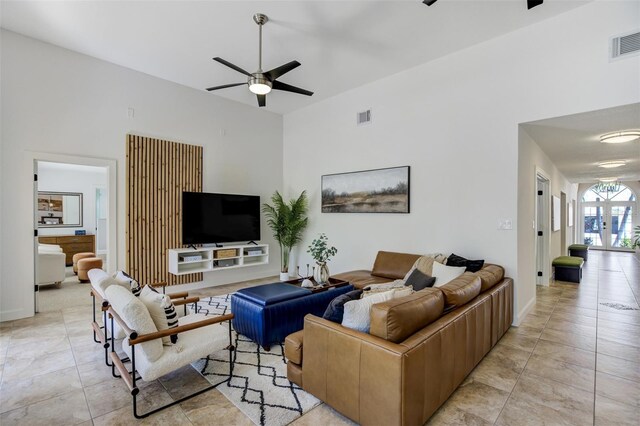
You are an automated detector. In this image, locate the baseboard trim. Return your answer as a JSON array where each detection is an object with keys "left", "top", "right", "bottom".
[
  {"left": 0, "top": 307, "right": 32, "bottom": 322},
  {"left": 514, "top": 295, "right": 536, "bottom": 326}
]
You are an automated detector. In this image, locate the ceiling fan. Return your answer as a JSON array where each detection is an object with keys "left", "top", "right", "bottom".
[
  {"left": 206, "top": 13, "right": 313, "bottom": 107},
  {"left": 423, "top": 0, "right": 543, "bottom": 9}
]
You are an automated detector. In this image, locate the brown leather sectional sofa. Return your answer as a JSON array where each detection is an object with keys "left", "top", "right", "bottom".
[{"left": 284, "top": 251, "right": 513, "bottom": 426}]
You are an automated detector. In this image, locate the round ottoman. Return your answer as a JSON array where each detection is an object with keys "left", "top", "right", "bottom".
[
  {"left": 73, "top": 252, "right": 96, "bottom": 274},
  {"left": 77, "top": 257, "right": 103, "bottom": 283}
]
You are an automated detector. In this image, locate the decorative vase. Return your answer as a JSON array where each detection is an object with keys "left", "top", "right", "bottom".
[
  {"left": 314, "top": 262, "right": 330, "bottom": 284},
  {"left": 279, "top": 272, "right": 290, "bottom": 282}
]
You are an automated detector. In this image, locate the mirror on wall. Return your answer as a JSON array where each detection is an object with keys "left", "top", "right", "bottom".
[{"left": 37, "top": 192, "right": 83, "bottom": 227}]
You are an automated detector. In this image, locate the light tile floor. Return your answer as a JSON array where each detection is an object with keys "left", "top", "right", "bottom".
[{"left": 0, "top": 251, "right": 638, "bottom": 425}]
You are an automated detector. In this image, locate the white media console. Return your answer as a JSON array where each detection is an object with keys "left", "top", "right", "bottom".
[{"left": 168, "top": 244, "right": 269, "bottom": 276}]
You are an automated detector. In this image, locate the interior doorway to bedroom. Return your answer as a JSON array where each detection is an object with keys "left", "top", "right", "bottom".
[{"left": 34, "top": 159, "right": 115, "bottom": 313}]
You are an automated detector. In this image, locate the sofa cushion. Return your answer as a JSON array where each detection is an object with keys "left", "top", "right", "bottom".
[
  {"left": 446, "top": 253, "right": 485, "bottom": 273},
  {"left": 433, "top": 262, "right": 467, "bottom": 287},
  {"left": 404, "top": 268, "right": 436, "bottom": 291},
  {"left": 371, "top": 251, "right": 421, "bottom": 279},
  {"left": 323, "top": 290, "right": 363, "bottom": 323},
  {"left": 332, "top": 270, "right": 392, "bottom": 289},
  {"left": 476, "top": 264, "right": 505, "bottom": 292},
  {"left": 370, "top": 288, "right": 444, "bottom": 343},
  {"left": 105, "top": 284, "right": 163, "bottom": 363},
  {"left": 284, "top": 330, "right": 304, "bottom": 365},
  {"left": 439, "top": 273, "right": 481, "bottom": 310}
]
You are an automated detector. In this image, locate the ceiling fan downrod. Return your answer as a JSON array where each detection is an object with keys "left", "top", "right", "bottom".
[{"left": 254, "top": 13, "right": 268, "bottom": 72}]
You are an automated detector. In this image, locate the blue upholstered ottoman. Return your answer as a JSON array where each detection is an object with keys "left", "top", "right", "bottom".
[{"left": 231, "top": 282, "right": 354, "bottom": 350}]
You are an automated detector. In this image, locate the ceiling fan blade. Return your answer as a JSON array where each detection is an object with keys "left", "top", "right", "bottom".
[
  {"left": 206, "top": 82, "right": 246, "bottom": 91},
  {"left": 272, "top": 80, "right": 313, "bottom": 96},
  {"left": 422, "top": 0, "right": 438, "bottom": 5},
  {"left": 213, "top": 57, "right": 252, "bottom": 77},
  {"left": 527, "top": 0, "right": 543, "bottom": 9},
  {"left": 257, "top": 94, "right": 266, "bottom": 107},
  {"left": 265, "top": 61, "right": 301, "bottom": 81}
]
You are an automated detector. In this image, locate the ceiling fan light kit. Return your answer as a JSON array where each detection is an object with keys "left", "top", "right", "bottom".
[
  {"left": 206, "top": 13, "right": 313, "bottom": 107},
  {"left": 599, "top": 130, "right": 640, "bottom": 144}
]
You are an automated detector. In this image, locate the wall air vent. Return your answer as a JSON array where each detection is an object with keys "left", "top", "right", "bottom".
[
  {"left": 611, "top": 31, "right": 640, "bottom": 60},
  {"left": 357, "top": 109, "right": 372, "bottom": 126}
]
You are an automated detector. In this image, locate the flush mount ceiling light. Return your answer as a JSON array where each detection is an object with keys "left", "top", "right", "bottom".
[
  {"left": 600, "top": 130, "right": 640, "bottom": 144},
  {"left": 598, "top": 160, "right": 626, "bottom": 169}
]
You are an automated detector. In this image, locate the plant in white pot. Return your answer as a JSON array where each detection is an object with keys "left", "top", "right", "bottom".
[
  {"left": 633, "top": 225, "right": 640, "bottom": 261},
  {"left": 262, "top": 191, "right": 309, "bottom": 281},
  {"left": 307, "top": 233, "right": 337, "bottom": 285}
]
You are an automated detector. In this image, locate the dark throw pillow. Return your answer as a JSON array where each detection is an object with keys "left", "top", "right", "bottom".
[
  {"left": 404, "top": 268, "right": 436, "bottom": 291},
  {"left": 447, "top": 253, "right": 485, "bottom": 273},
  {"left": 323, "top": 290, "right": 363, "bottom": 323}
]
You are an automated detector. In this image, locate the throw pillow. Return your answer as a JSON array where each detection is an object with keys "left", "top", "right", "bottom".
[
  {"left": 404, "top": 268, "right": 436, "bottom": 291},
  {"left": 139, "top": 285, "right": 179, "bottom": 345},
  {"left": 432, "top": 262, "right": 467, "bottom": 287},
  {"left": 446, "top": 253, "right": 485, "bottom": 273},
  {"left": 323, "top": 290, "right": 363, "bottom": 323},
  {"left": 362, "top": 280, "right": 406, "bottom": 297},
  {"left": 342, "top": 290, "right": 396, "bottom": 333},
  {"left": 113, "top": 270, "right": 142, "bottom": 296}
]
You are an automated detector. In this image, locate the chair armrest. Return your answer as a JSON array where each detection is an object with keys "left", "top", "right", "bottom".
[
  {"left": 172, "top": 296, "right": 200, "bottom": 306},
  {"left": 106, "top": 307, "right": 137, "bottom": 339},
  {"left": 168, "top": 291, "right": 189, "bottom": 299},
  {"left": 90, "top": 289, "right": 109, "bottom": 309},
  {"left": 129, "top": 313, "right": 234, "bottom": 345}
]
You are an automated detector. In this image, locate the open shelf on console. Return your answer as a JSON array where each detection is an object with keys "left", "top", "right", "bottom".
[{"left": 168, "top": 244, "right": 269, "bottom": 276}]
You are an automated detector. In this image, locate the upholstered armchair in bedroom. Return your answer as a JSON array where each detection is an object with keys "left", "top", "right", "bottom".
[{"left": 37, "top": 244, "right": 66, "bottom": 286}]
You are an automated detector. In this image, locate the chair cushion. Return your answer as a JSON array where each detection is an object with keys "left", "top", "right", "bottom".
[
  {"left": 139, "top": 285, "right": 179, "bottom": 345},
  {"left": 122, "top": 313, "right": 229, "bottom": 382},
  {"left": 105, "top": 285, "right": 163, "bottom": 363},
  {"left": 552, "top": 256, "right": 584, "bottom": 268},
  {"left": 476, "top": 264, "right": 505, "bottom": 292},
  {"left": 370, "top": 287, "right": 444, "bottom": 343},
  {"left": 438, "top": 273, "right": 481, "bottom": 310},
  {"left": 322, "top": 290, "right": 363, "bottom": 323}
]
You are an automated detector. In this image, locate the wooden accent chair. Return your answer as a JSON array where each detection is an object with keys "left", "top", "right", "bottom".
[
  {"left": 88, "top": 269, "right": 200, "bottom": 367},
  {"left": 105, "top": 284, "right": 234, "bottom": 418}
]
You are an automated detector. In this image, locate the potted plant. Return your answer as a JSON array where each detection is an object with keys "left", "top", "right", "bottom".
[
  {"left": 307, "top": 233, "right": 338, "bottom": 284},
  {"left": 263, "top": 191, "right": 309, "bottom": 281}
]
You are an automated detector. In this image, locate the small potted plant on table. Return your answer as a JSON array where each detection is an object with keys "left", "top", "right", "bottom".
[
  {"left": 263, "top": 191, "right": 309, "bottom": 281},
  {"left": 307, "top": 233, "right": 337, "bottom": 285}
]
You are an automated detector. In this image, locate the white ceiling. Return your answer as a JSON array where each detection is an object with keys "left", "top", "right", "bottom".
[
  {"left": 521, "top": 103, "right": 640, "bottom": 183},
  {"left": 1, "top": 0, "right": 592, "bottom": 114}
]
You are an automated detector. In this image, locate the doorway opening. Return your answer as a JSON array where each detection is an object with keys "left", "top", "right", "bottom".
[
  {"left": 535, "top": 172, "right": 550, "bottom": 286},
  {"left": 33, "top": 156, "right": 116, "bottom": 313}
]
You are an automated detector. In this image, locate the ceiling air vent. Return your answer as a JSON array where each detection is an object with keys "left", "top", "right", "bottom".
[
  {"left": 611, "top": 31, "right": 640, "bottom": 60},
  {"left": 357, "top": 109, "right": 372, "bottom": 126}
]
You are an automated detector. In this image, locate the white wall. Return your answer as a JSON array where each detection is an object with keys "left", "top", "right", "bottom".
[
  {"left": 0, "top": 30, "right": 283, "bottom": 321},
  {"left": 283, "top": 1, "right": 640, "bottom": 324},
  {"left": 37, "top": 165, "right": 107, "bottom": 237},
  {"left": 518, "top": 127, "right": 578, "bottom": 317}
]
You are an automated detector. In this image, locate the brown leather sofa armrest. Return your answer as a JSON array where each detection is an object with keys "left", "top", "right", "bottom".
[{"left": 302, "top": 314, "right": 406, "bottom": 425}]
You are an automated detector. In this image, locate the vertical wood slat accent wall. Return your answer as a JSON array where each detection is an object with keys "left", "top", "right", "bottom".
[{"left": 126, "top": 134, "right": 203, "bottom": 286}]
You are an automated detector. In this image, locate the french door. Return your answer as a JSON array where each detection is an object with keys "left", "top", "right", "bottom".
[{"left": 582, "top": 202, "right": 635, "bottom": 251}]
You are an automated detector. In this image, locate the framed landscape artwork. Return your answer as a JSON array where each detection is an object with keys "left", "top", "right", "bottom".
[{"left": 321, "top": 166, "right": 410, "bottom": 213}]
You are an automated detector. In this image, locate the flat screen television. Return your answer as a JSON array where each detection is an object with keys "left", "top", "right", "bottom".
[{"left": 182, "top": 192, "right": 260, "bottom": 245}]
